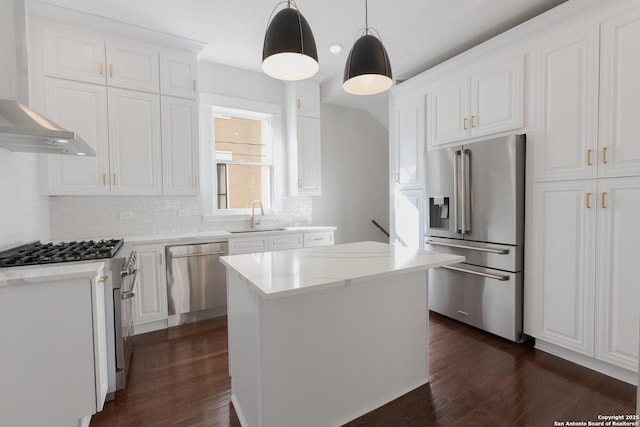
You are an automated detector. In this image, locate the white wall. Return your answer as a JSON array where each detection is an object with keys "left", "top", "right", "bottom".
[
  {"left": 312, "top": 105, "right": 389, "bottom": 244},
  {"left": 0, "top": 0, "right": 50, "bottom": 250}
]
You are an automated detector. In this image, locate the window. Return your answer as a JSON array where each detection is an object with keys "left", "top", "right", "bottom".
[{"left": 213, "top": 110, "right": 273, "bottom": 211}]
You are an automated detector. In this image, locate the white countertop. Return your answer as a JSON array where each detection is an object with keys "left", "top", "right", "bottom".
[
  {"left": 0, "top": 262, "right": 105, "bottom": 287},
  {"left": 220, "top": 241, "right": 464, "bottom": 300}
]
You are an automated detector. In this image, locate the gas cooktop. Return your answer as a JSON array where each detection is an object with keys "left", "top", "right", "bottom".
[{"left": 0, "top": 239, "right": 124, "bottom": 267}]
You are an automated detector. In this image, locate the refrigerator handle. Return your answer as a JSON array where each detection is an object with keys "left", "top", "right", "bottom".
[
  {"left": 463, "top": 148, "right": 471, "bottom": 234},
  {"left": 454, "top": 150, "right": 462, "bottom": 233}
]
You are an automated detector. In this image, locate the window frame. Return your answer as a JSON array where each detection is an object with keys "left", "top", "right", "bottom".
[{"left": 199, "top": 93, "right": 284, "bottom": 220}]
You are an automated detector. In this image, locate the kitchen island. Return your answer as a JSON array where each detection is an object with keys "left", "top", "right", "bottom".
[{"left": 220, "top": 241, "right": 463, "bottom": 427}]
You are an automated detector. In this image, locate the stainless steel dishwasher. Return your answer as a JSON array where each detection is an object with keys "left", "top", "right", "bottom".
[{"left": 166, "top": 241, "right": 228, "bottom": 326}]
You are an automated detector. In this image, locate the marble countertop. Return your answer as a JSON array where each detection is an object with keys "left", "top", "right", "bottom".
[
  {"left": 220, "top": 241, "right": 464, "bottom": 300},
  {"left": 0, "top": 262, "right": 105, "bottom": 287}
]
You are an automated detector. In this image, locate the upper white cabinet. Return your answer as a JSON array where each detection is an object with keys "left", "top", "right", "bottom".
[
  {"left": 599, "top": 11, "right": 640, "bottom": 179},
  {"left": 427, "top": 55, "right": 524, "bottom": 148},
  {"left": 108, "top": 88, "right": 162, "bottom": 195},
  {"left": 105, "top": 40, "right": 159, "bottom": 93},
  {"left": 161, "top": 96, "right": 200, "bottom": 195},
  {"left": 391, "top": 95, "right": 425, "bottom": 190},
  {"left": 293, "top": 80, "right": 320, "bottom": 119},
  {"left": 296, "top": 116, "right": 322, "bottom": 195},
  {"left": 44, "top": 78, "right": 110, "bottom": 195},
  {"left": 42, "top": 26, "right": 106, "bottom": 85},
  {"left": 532, "top": 27, "right": 600, "bottom": 182},
  {"left": 160, "top": 52, "right": 198, "bottom": 99}
]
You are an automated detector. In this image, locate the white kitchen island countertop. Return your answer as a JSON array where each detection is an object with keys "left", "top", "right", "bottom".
[{"left": 220, "top": 240, "right": 464, "bottom": 300}]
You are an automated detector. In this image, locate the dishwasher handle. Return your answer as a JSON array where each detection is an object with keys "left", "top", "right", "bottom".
[{"left": 169, "top": 251, "right": 226, "bottom": 259}]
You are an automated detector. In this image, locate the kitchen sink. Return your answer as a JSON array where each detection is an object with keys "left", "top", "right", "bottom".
[{"left": 229, "top": 228, "right": 287, "bottom": 234}]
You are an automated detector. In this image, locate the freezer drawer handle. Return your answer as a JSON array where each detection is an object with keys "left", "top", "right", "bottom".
[
  {"left": 426, "top": 240, "right": 509, "bottom": 255},
  {"left": 121, "top": 291, "right": 135, "bottom": 300},
  {"left": 170, "top": 251, "right": 226, "bottom": 259},
  {"left": 442, "top": 265, "right": 510, "bottom": 281}
]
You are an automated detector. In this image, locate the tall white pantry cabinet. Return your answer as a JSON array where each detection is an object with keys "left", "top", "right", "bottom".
[
  {"left": 29, "top": 7, "right": 203, "bottom": 196},
  {"left": 389, "top": 0, "right": 640, "bottom": 384}
]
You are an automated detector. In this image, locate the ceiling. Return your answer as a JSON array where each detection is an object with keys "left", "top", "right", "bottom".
[{"left": 34, "top": 0, "right": 568, "bottom": 112}]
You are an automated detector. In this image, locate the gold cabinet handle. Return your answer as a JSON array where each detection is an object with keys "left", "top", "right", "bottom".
[
  {"left": 602, "top": 146, "right": 608, "bottom": 164},
  {"left": 297, "top": 99, "right": 301, "bottom": 109},
  {"left": 193, "top": 80, "right": 197, "bottom": 91},
  {"left": 463, "top": 117, "right": 468, "bottom": 130},
  {"left": 601, "top": 192, "right": 606, "bottom": 208},
  {"left": 109, "top": 64, "right": 113, "bottom": 77},
  {"left": 102, "top": 173, "right": 107, "bottom": 186},
  {"left": 471, "top": 115, "right": 476, "bottom": 128},
  {"left": 112, "top": 173, "right": 117, "bottom": 186},
  {"left": 586, "top": 192, "right": 591, "bottom": 209},
  {"left": 587, "top": 149, "right": 592, "bottom": 166},
  {"left": 298, "top": 179, "right": 303, "bottom": 188},
  {"left": 159, "top": 253, "right": 163, "bottom": 265},
  {"left": 394, "top": 172, "right": 399, "bottom": 183},
  {"left": 97, "top": 275, "right": 108, "bottom": 283},
  {"left": 194, "top": 176, "right": 199, "bottom": 188},
  {"left": 99, "top": 62, "right": 103, "bottom": 75}
]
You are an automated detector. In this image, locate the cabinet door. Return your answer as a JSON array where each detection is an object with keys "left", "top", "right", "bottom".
[
  {"left": 391, "top": 190, "right": 424, "bottom": 250},
  {"left": 295, "top": 80, "right": 321, "bottom": 119},
  {"left": 529, "top": 181, "right": 596, "bottom": 355},
  {"left": 45, "top": 78, "right": 110, "bottom": 195},
  {"left": 296, "top": 117, "right": 322, "bottom": 195},
  {"left": 108, "top": 88, "right": 162, "bottom": 195},
  {"left": 91, "top": 274, "right": 108, "bottom": 411},
  {"left": 133, "top": 245, "right": 168, "bottom": 325},
  {"left": 428, "top": 79, "right": 468, "bottom": 147},
  {"left": 533, "top": 28, "right": 599, "bottom": 182},
  {"left": 106, "top": 40, "right": 159, "bottom": 93},
  {"left": 595, "top": 177, "right": 640, "bottom": 371},
  {"left": 303, "top": 231, "right": 334, "bottom": 247},
  {"left": 42, "top": 26, "right": 106, "bottom": 85},
  {"left": 394, "top": 96, "right": 425, "bottom": 188},
  {"left": 470, "top": 55, "right": 524, "bottom": 138},
  {"left": 268, "top": 233, "right": 303, "bottom": 251},
  {"left": 160, "top": 52, "right": 198, "bottom": 99},
  {"left": 161, "top": 97, "right": 199, "bottom": 196},
  {"left": 599, "top": 12, "right": 640, "bottom": 178},
  {"left": 228, "top": 237, "right": 268, "bottom": 255}
]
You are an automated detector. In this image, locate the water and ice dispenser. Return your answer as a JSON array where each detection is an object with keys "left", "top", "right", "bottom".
[{"left": 429, "top": 196, "right": 450, "bottom": 230}]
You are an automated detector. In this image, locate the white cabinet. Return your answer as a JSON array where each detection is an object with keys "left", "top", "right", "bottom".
[
  {"left": 268, "top": 233, "right": 303, "bottom": 251},
  {"left": 296, "top": 116, "right": 322, "bottom": 195},
  {"left": 427, "top": 55, "right": 524, "bottom": 148},
  {"left": 599, "top": 11, "right": 640, "bottom": 179},
  {"left": 42, "top": 25, "right": 106, "bottom": 85},
  {"left": 133, "top": 244, "right": 168, "bottom": 329},
  {"left": 391, "top": 95, "right": 425, "bottom": 190},
  {"left": 595, "top": 178, "right": 640, "bottom": 371},
  {"left": 44, "top": 78, "right": 110, "bottom": 195},
  {"left": 392, "top": 190, "right": 425, "bottom": 250},
  {"left": 532, "top": 27, "right": 600, "bottom": 182},
  {"left": 285, "top": 81, "right": 322, "bottom": 196},
  {"left": 105, "top": 40, "right": 159, "bottom": 93},
  {"left": 108, "top": 88, "right": 162, "bottom": 195},
  {"left": 303, "top": 230, "right": 334, "bottom": 247},
  {"left": 293, "top": 80, "right": 321, "bottom": 119},
  {"left": 529, "top": 180, "right": 596, "bottom": 355},
  {"left": 228, "top": 236, "right": 269, "bottom": 255},
  {"left": 529, "top": 177, "right": 640, "bottom": 372},
  {"left": 160, "top": 51, "right": 198, "bottom": 99},
  {"left": 161, "top": 96, "right": 200, "bottom": 195}
]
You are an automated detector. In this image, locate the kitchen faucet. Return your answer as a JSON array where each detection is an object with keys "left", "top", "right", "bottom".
[{"left": 251, "top": 200, "right": 264, "bottom": 229}]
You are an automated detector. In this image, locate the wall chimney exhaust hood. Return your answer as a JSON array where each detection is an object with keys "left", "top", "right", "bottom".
[{"left": 0, "top": 99, "right": 95, "bottom": 156}]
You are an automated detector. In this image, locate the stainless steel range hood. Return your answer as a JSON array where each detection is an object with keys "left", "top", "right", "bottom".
[{"left": 0, "top": 99, "right": 96, "bottom": 156}]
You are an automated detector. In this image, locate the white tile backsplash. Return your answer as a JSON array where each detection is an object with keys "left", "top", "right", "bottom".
[
  {"left": 0, "top": 151, "right": 50, "bottom": 249},
  {"left": 49, "top": 195, "right": 312, "bottom": 240}
]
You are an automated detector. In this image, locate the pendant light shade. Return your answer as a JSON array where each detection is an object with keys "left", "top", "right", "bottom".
[
  {"left": 262, "top": 1, "right": 319, "bottom": 81},
  {"left": 343, "top": 1, "right": 393, "bottom": 95}
]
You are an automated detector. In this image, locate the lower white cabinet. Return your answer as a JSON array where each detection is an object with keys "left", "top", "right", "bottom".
[
  {"left": 528, "top": 177, "right": 640, "bottom": 378},
  {"left": 268, "top": 233, "right": 303, "bottom": 251},
  {"left": 229, "top": 230, "right": 335, "bottom": 255},
  {"left": 391, "top": 190, "right": 425, "bottom": 250},
  {"left": 132, "top": 243, "right": 168, "bottom": 332},
  {"left": 303, "top": 230, "right": 334, "bottom": 247}
]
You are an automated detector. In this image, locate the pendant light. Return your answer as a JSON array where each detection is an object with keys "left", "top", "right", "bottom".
[
  {"left": 262, "top": 0, "right": 319, "bottom": 81},
  {"left": 343, "top": 0, "right": 393, "bottom": 95}
]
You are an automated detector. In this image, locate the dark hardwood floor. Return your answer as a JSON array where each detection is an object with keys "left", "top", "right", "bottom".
[{"left": 91, "top": 313, "right": 636, "bottom": 426}]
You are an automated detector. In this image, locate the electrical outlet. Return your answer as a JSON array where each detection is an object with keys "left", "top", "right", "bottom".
[{"left": 119, "top": 211, "right": 133, "bottom": 220}]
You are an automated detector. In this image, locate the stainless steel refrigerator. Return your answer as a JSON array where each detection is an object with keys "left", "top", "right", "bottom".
[{"left": 425, "top": 134, "right": 525, "bottom": 342}]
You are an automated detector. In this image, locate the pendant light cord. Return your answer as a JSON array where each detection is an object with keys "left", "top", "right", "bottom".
[{"left": 365, "top": 0, "right": 369, "bottom": 35}]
